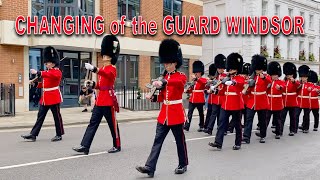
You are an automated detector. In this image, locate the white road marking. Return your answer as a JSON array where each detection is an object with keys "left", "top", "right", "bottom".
[{"left": 0, "top": 151, "right": 108, "bottom": 170}]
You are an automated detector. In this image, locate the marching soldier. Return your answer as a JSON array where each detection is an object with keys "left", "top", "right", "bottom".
[
  {"left": 136, "top": 39, "right": 188, "bottom": 177},
  {"left": 203, "top": 54, "right": 227, "bottom": 135},
  {"left": 266, "top": 61, "right": 285, "bottom": 139},
  {"left": 184, "top": 61, "right": 207, "bottom": 132},
  {"left": 296, "top": 65, "right": 313, "bottom": 133},
  {"left": 72, "top": 35, "right": 121, "bottom": 155},
  {"left": 21, "top": 46, "right": 64, "bottom": 142},
  {"left": 281, "top": 62, "right": 300, "bottom": 136},
  {"left": 243, "top": 55, "right": 271, "bottom": 144},
  {"left": 208, "top": 53, "right": 244, "bottom": 150},
  {"left": 308, "top": 70, "right": 319, "bottom": 131}
]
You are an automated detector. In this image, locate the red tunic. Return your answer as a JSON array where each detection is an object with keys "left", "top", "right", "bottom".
[
  {"left": 282, "top": 80, "right": 300, "bottom": 107},
  {"left": 267, "top": 80, "right": 285, "bottom": 111},
  {"left": 188, "top": 77, "right": 207, "bottom": 104},
  {"left": 37, "top": 68, "right": 62, "bottom": 106},
  {"left": 156, "top": 71, "right": 187, "bottom": 126},
  {"left": 219, "top": 75, "right": 245, "bottom": 111},
  {"left": 95, "top": 65, "right": 117, "bottom": 107},
  {"left": 297, "top": 82, "right": 313, "bottom": 109},
  {"left": 309, "top": 84, "right": 319, "bottom": 109},
  {"left": 246, "top": 74, "right": 272, "bottom": 110}
]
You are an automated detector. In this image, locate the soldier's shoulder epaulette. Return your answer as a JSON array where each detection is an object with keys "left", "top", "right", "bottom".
[{"left": 177, "top": 71, "right": 185, "bottom": 75}]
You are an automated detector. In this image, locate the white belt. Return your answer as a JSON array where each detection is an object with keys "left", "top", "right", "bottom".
[
  {"left": 251, "top": 91, "right": 266, "bottom": 95},
  {"left": 283, "top": 92, "right": 296, "bottom": 95},
  {"left": 43, "top": 86, "right": 59, "bottom": 91},
  {"left": 310, "top": 97, "right": 318, "bottom": 99},
  {"left": 225, "top": 92, "right": 237, "bottom": 95},
  {"left": 268, "top": 94, "right": 282, "bottom": 98},
  {"left": 193, "top": 90, "right": 204, "bottom": 92},
  {"left": 298, "top": 95, "right": 309, "bottom": 99},
  {"left": 163, "top": 99, "right": 183, "bottom": 105}
]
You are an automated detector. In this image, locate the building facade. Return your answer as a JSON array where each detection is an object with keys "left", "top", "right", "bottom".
[
  {"left": 201, "top": 0, "right": 320, "bottom": 74},
  {"left": 0, "top": 0, "right": 203, "bottom": 112}
]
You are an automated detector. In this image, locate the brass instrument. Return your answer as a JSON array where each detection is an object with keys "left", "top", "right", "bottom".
[
  {"left": 145, "top": 72, "right": 165, "bottom": 99},
  {"left": 83, "top": 68, "right": 95, "bottom": 88}
]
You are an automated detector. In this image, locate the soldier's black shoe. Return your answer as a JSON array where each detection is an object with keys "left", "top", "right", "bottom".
[
  {"left": 271, "top": 125, "right": 276, "bottom": 129},
  {"left": 21, "top": 134, "right": 36, "bottom": 141},
  {"left": 72, "top": 145, "right": 89, "bottom": 155},
  {"left": 197, "top": 128, "right": 204, "bottom": 132},
  {"left": 255, "top": 132, "right": 261, "bottom": 137},
  {"left": 256, "top": 126, "right": 260, "bottom": 130},
  {"left": 259, "top": 138, "right": 266, "bottom": 143},
  {"left": 183, "top": 124, "right": 190, "bottom": 131},
  {"left": 232, "top": 145, "right": 241, "bottom": 150},
  {"left": 275, "top": 135, "right": 280, "bottom": 139},
  {"left": 298, "top": 126, "right": 303, "bottom": 130},
  {"left": 313, "top": 128, "right": 318, "bottom": 131},
  {"left": 51, "top": 136, "right": 62, "bottom": 142},
  {"left": 107, "top": 147, "right": 121, "bottom": 153},
  {"left": 136, "top": 166, "right": 154, "bottom": 178},
  {"left": 203, "top": 129, "right": 212, "bottom": 135},
  {"left": 174, "top": 165, "right": 187, "bottom": 174},
  {"left": 208, "top": 142, "right": 222, "bottom": 150},
  {"left": 288, "top": 132, "right": 295, "bottom": 136},
  {"left": 242, "top": 138, "right": 250, "bottom": 144},
  {"left": 272, "top": 130, "right": 276, "bottom": 134},
  {"left": 303, "top": 130, "right": 309, "bottom": 133},
  {"left": 224, "top": 132, "right": 227, "bottom": 136}
]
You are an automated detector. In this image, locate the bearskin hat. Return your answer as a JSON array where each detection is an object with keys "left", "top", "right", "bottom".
[
  {"left": 267, "top": 61, "right": 282, "bottom": 77},
  {"left": 214, "top": 54, "right": 226, "bottom": 69},
  {"left": 283, "top": 62, "right": 297, "bottom": 79},
  {"left": 159, "top": 39, "right": 183, "bottom": 69},
  {"left": 298, "top": 65, "right": 310, "bottom": 77},
  {"left": 308, "top": 70, "right": 318, "bottom": 83},
  {"left": 43, "top": 46, "right": 60, "bottom": 67},
  {"left": 226, "top": 53, "right": 243, "bottom": 73},
  {"left": 251, "top": 54, "right": 267, "bottom": 71},
  {"left": 209, "top": 64, "right": 217, "bottom": 76},
  {"left": 242, "top": 63, "right": 251, "bottom": 75},
  {"left": 192, "top": 60, "right": 204, "bottom": 75},
  {"left": 101, "top": 35, "right": 120, "bottom": 65}
]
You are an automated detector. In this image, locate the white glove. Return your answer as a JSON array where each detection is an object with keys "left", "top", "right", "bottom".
[
  {"left": 210, "top": 86, "right": 216, "bottom": 91},
  {"left": 85, "top": 63, "right": 94, "bottom": 70},
  {"left": 225, "top": 81, "right": 233, "bottom": 86},
  {"left": 152, "top": 81, "right": 163, "bottom": 88},
  {"left": 30, "top": 69, "right": 38, "bottom": 74}
]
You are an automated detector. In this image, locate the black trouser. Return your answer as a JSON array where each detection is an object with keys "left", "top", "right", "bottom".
[
  {"left": 311, "top": 109, "right": 319, "bottom": 129},
  {"left": 243, "top": 108, "right": 267, "bottom": 139},
  {"left": 266, "top": 110, "right": 282, "bottom": 136},
  {"left": 204, "top": 104, "right": 213, "bottom": 129},
  {"left": 31, "top": 104, "right": 64, "bottom": 136},
  {"left": 229, "top": 107, "right": 246, "bottom": 131},
  {"left": 206, "top": 104, "right": 221, "bottom": 131},
  {"left": 185, "top": 102, "right": 205, "bottom": 129},
  {"left": 81, "top": 106, "right": 121, "bottom": 149},
  {"left": 281, "top": 107, "right": 297, "bottom": 133},
  {"left": 145, "top": 123, "right": 188, "bottom": 172},
  {"left": 215, "top": 109, "right": 242, "bottom": 146},
  {"left": 296, "top": 108, "right": 311, "bottom": 132}
]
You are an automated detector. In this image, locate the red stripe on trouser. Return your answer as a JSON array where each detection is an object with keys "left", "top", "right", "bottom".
[
  {"left": 181, "top": 126, "right": 188, "bottom": 165},
  {"left": 111, "top": 107, "right": 120, "bottom": 147},
  {"left": 56, "top": 105, "right": 64, "bottom": 135}
]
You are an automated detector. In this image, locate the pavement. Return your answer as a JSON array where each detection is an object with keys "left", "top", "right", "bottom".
[{"left": 0, "top": 116, "right": 319, "bottom": 180}]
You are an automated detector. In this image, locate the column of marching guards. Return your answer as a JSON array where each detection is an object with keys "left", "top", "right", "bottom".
[{"left": 20, "top": 36, "right": 320, "bottom": 178}]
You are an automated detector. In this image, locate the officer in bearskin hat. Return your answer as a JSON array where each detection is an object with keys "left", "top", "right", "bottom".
[
  {"left": 208, "top": 53, "right": 245, "bottom": 150},
  {"left": 203, "top": 54, "right": 227, "bottom": 135},
  {"left": 21, "top": 46, "right": 64, "bottom": 142},
  {"left": 266, "top": 61, "right": 285, "bottom": 139},
  {"left": 308, "top": 70, "right": 320, "bottom": 131},
  {"left": 184, "top": 60, "right": 207, "bottom": 132},
  {"left": 136, "top": 39, "right": 188, "bottom": 177},
  {"left": 243, "top": 54, "right": 271, "bottom": 144},
  {"left": 73, "top": 34, "right": 121, "bottom": 154},
  {"left": 296, "top": 65, "right": 313, "bottom": 133},
  {"left": 281, "top": 62, "right": 300, "bottom": 136}
]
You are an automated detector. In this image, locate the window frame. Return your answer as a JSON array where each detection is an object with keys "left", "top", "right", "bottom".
[{"left": 117, "top": 0, "right": 141, "bottom": 21}]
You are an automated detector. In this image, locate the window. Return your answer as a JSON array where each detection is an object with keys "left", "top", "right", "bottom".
[
  {"left": 288, "top": 8, "right": 293, "bottom": 17},
  {"left": 274, "top": 36, "right": 280, "bottom": 48},
  {"left": 32, "top": 0, "right": 94, "bottom": 22},
  {"left": 163, "top": 0, "right": 182, "bottom": 28},
  {"left": 309, "top": 43, "right": 313, "bottom": 54},
  {"left": 151, "top": 57, "right": 165, "bottom": 80},
  {"left": 262, "top": 1, "right": 267, "bottom": 16},
  {"left": 261, "top": 36, "right": 267, "bottom": 46},
  {"left": 179, "top": 59, "right": 189, "bottom": 80},
  {"left": 309, "top": 14, "right": 314, "bottom": 29},
  {"left": 118, "top": 0, "right": 140, "bottom": 20},
  {"left": 300, "top": 11, "right": 305, "bottom": 28},
  {"left": 299, "top": 41, "right": 304, "bottom": 51},
  {"left": 287, "top": 39, "right": 292, "bottom": 59},
  {"left": 275, "top": 5, "right": 280, "bottom": 16}
]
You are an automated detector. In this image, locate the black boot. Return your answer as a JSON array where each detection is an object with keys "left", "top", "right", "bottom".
[
  {"left": 232, "top": 145, "right": 241, "bottom": 150},
  {"left": 183, "top": 123, "right": 190, "bottom": 131},
  {"left": 242, "top": 137, "right": 250, "bottom": 144},
  {"left": 21, "top": 134, "right": 36, "bottom": 141},
  {"left": 107, "top": 147, "right": 121, "bottom": 153},
  {"left": 208, "top": 142, "right": 222, "bottom": 150},
  {"left": 174, "top": 165, "right": 187, "bottom": 174},
  {"left": 72, "top": 145, "right": 89, "bottom": 155},
  {"left": 136, "top": 166, "right": 154, "bottom": 178},
  {"left": 51, "top": 136, "right": 62, "bottom": 142}
]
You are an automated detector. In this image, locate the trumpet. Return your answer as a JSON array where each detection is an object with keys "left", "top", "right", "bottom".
[{"left": 145, "top": 72, "right": 165, "bottom": 99}]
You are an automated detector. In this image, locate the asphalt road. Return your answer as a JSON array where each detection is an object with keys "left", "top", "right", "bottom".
[{"left": 0, "top": 118, "right": 319, "bottom": 180}]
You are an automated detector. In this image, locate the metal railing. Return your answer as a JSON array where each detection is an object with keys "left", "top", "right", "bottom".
[{"left": 0, "top": 83, "right": 15, "bottom": 117}]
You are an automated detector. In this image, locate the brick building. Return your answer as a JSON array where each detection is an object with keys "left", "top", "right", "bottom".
[{"left": 0, "top": 0, "right": 203, "bottom": 112}]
